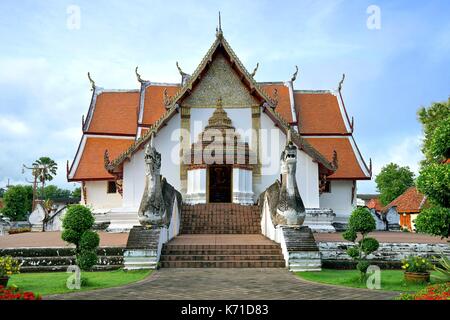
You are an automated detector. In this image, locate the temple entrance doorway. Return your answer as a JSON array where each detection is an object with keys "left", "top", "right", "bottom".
[{"left": 208, "top": 165, "right": 232, "bottom": 203}]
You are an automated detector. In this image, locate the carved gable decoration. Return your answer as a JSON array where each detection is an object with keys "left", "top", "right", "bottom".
[{"left": 183, "top": 52, "right": 258, "bottom": 108}]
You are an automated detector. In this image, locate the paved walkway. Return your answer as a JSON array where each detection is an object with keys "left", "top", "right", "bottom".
[{"left": 47, "top": 268, "right": 397, "bottom": 300}]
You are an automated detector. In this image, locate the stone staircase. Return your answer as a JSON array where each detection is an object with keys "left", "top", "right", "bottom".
[
  {"left": 160, "top": 235, "right": 286, "bottom": 268},
  {"left": 180, "top": 203, "right": 261, "bottom": 234},
  {"left": 282, "top": 226, "right": 322, "bottom": 271}
]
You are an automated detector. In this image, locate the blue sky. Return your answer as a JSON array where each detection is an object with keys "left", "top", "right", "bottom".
[{"left": 0, "top": 0, "right": 449, "bottom": 194}]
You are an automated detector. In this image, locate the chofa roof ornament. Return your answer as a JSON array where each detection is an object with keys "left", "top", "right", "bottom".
[
  {"left": 338, "top": 73, "right": 345, "bottom": 92},
  {"left": 291, "top": 65, "right": 299, "bottom": 82},
  {"left": 216, "top": 11, "right": 223, "bottom": 37},
  {"left": 250, "top": 62, "right": 259, "bottom": 78},
  {"left": 87, "top": 72, "right": 95, "bottom": 91},
  {"left": 176, "top": 61, "right": 191, "bottom": 86},
  {"left": 135, "top": 66, "right": 148, "bottom": 83}
]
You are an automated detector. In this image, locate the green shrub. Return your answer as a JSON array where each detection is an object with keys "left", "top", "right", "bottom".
[
  {"left": 417, "top": 163, "right": 450, "bottom": 208},
  {"left": 61, "top": 205, "right": 98, "bottom": 272},
  {"left": 432, "top": 254, "right": 450, "bottom": 282},
  {"left": 62, "top": 205, "right": 94, "bottom": 233},
  {"left": 348, "top": 207, "right": 376, "bottom": 234},
  {"left": 77, "top": 251, "right": 98, "bottom": 271},
  {"left": 346, "top": 247, "right": 360, "bottom": 259},
  {"left": 360, "top": 237, "right": 380, "bottom": 253},
  {"left": 79, "top": 231, "right": 100, "bottom": 251},
  {"left": 343, "top": 229, "right": 357, "bottom": 242},
  {"left": 356, "top": 261, "right": 370, "bottom": 274},
  {"left": 342, "top": 207, "right": 380, "bottom": 281}
]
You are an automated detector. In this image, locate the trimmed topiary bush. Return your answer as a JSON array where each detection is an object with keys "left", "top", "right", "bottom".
[
  {"left": 342, "top": 207, "right": 380, "bottom": 281},
  {"left": 61, "top": 205, "right": 98, "bottom": 271}
]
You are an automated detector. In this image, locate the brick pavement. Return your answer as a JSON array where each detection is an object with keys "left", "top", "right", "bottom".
[{"left": 47, "top": 268, "right": 398, "bottom": 300}]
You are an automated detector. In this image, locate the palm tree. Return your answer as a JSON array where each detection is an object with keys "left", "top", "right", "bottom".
[{"left": 33, "top": 157, "right": 58, "bottom": 193}]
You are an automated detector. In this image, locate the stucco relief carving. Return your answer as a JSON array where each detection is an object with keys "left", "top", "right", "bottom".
[{"left": 183, "top": 53, "right": 258, "bottom": 108}]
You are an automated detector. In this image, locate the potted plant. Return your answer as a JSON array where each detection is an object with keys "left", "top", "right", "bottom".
[
  {"left": 402, "top": 256, "right": 432, "bottom": 283},
  {"left": 0, "top": 256, "right": 20, "bottom": 287}
]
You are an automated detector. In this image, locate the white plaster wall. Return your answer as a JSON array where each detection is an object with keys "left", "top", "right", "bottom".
[
  {"left": 85, "top": 180, "right": 123, "bottom": 209},
  {"left": 320, "top": 180, "right": 355, "bottom": 223},
  {"left": 123, "top": 113, "right": 181, "bottom": 209},
  {"left": 257, "top": 112, "right": 319, "bottom": 208},
  {"left": 190, "top": 108, "right": 252, "bottom": 144}
]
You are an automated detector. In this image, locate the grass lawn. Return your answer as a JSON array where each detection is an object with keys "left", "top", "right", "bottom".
[
  {"left": 8, "top": 269, "right": 151, "bottom": 296},
  {"left": 296, "top": 269, "right": 443, "bottom": 292}
]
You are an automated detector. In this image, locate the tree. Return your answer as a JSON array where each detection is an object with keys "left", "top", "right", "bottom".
[
  {"left": 375, "top": 163, "right": 415, "bottom": 205},
  {"left": 33, "top": 157, "right": 58, "bottom": 194},
  {"left": 0, "top": 188, "right": 5, "bottom": 198},
  {"left": 415, "top": 207, "right": 450, "bottom": 239},
  {"left": 417, "top": 99, "right": 450, "bottom": 165},
  {"left": 71, "top": 187, "right": 81, "bottom": 199},
  {"left": 415, "top": 99, "right": 450, "bottom": 240},
  {"left": 1, "top": 185, "right": 33, "bottom": 220},
  {"left": 37, "top": 185, "right": 72, "bottom": 200},
  {"left": 343, "top": 207, "right": 380, "bottom": 281},
  {"left": 61, "top": 205, "right": 99, "bottom": 271}
]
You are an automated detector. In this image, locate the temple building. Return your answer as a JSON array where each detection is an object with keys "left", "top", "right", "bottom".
[{"left": 67, "top": 23, "right": 371, "bottom": 235}]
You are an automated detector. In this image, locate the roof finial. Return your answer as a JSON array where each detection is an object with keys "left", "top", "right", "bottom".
[
  {"left": 135, "top": 66, "right": 145, "bottom": 83},
  {"left": 250, "top": 63, "right": 259, "bottom": 78},
  {"left": 291, "top": 65, "right": 299, "bottom": 82},
  {"left": 87, "top": 72, "right": 95, "bottom": 91},
  {"left": 216, "top": 11, "right": 223, "bottom": 37},
  {"left": 338, "top": 73, "right": 345, "bottom": 91}
]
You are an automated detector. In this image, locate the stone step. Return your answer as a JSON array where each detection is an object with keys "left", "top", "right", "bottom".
[
  {"left": 160, "top": 260, "right": 286, "bottom": 268},
  {"left": 160, "top": 254, "right": 285, "bottom": 261},
  {"left": 162, "top": 249, "right": 283, "bottom": 255},
  {"left": 164, "top": 244, "right": 281, "bottom": 250}
]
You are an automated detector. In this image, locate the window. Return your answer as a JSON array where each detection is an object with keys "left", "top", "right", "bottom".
[
  {"left": 107, "top": 181, "right": 117, "bottom": 194},
  {"left": 323, "top": 181, "right": 331, "bottom": 193}
]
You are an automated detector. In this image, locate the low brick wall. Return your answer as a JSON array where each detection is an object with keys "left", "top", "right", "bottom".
[
  {"left": 1, "top": 247, "right": 125, "bottom": 272},
  {"left": 318, "top": 241, "right": 450, "bottom": 269}
]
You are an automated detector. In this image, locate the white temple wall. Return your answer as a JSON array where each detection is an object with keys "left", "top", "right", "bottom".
[
  {"left": 84, "top": 180, "right": 123, "bottom": 209},
  {"left": 257, "top": 112, "right": 319, "bottom": 208},
  {"left": 122, "top": 113, "right": 181, "bottom": 209},
  {"left": 320, "top": 180, "right": 355, "bottom": 223}
]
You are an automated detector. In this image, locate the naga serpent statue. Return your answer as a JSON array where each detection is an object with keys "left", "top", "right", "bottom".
[
  {"left": 138, "top": 137, "right": 167, "bottom": 226},
  {"left": 275, "top": 135, "right": 306, "bottom": 226}
]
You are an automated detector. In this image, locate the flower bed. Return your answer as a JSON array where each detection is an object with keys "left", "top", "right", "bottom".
[
  {"left": 398, "top": 282, "right": 450, "bottom": 300},
  {"left": 0, "top": 285, "right": 41, "bottom": 300}
]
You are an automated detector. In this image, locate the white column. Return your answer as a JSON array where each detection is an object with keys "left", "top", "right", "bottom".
[{"left": 185, "top": 168, "right": 206, "bottom": 204}]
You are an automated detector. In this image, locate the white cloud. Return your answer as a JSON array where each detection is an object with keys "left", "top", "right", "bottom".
[{"left": 0, "top": 116, "right": 29, "bottom": 135}]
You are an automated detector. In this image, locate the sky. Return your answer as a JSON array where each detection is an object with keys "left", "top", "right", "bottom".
[{"left": 0, "top": 0, "right": 449, "bottom": 194}]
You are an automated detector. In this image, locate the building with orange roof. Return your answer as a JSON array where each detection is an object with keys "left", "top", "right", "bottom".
[
  {"left": 382, "top": 186, "right": 428, "bottom": 231},
  {"left": 67, "top": 24, "right": 371, "bottom": 232}
]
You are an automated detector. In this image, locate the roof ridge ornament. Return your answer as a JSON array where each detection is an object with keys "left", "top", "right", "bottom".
[
  {"left": 163, "top": 88, "right": 172, "bottom": 108},
  {"left": 176, "top": 61, "right": 191, "bottom": 85},
  {"left": 291, "top": 65, "right": 299, "bottom": 82},
  {"left": 87, "top": 72, "right": 95, "bottom": 91},
  {"left": 338, "top": 73, "right": 345, "bottom": 92},
  {"left": 216, "top": 11, "right": 223, "bottom": 37},
  {"left": 250, "top": 62, "right": 259, "bottom": 78},
  {"left": 135, "top": 66, "right": 147, "bottom": 83}
]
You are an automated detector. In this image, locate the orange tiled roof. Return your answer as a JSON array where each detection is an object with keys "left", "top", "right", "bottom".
[
  {"left": 295, "top": 92, "right": 349, "bottom": 135},
  {"left": 86, "top": 92, "right": 139, "bottom": 135},
  {"left": 71, "top": 137, "right": 134, "bottom": 180},
  {"left": 305, "top": 137, "right": 368, "bottom": 179},
  {"left": 367, "top": 198, "right": 383, "bottom": 211},
  {"left": 261, "top": 83, "right": 293, "bottom": 123},
  {"left": 383, "top": 187, "right": 428, "bottom": 214},
  {"left": 141, "top": 85, "right": 180, "bottom": 126}
]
